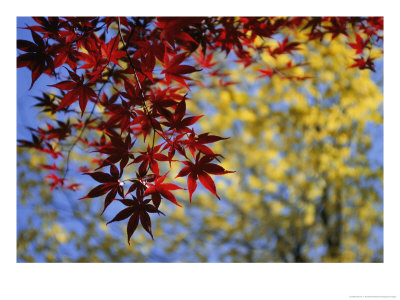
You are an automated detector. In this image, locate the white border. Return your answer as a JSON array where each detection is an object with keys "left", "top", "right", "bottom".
[{"left": 2, "top": 1, "right": 399, "bottom": 300}]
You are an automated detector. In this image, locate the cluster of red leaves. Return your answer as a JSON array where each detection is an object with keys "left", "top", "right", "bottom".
[
  {"left": 17, "top": 17, "right": 383, "bottom": 244},
  {"left": 301, "top": 17, "right": 383, "bottom": 72}
]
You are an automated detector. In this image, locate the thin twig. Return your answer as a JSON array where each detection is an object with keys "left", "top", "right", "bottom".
[
  {"left": 62, "top": 32, "right": 121, "bottom": 179},
  {"left": 62, "top": 80, "right": 108, "bottom": 179}
]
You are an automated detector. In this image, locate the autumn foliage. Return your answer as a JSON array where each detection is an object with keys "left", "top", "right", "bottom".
[{"left": 17, "top": 17, "right": 383, "bottom": 244}]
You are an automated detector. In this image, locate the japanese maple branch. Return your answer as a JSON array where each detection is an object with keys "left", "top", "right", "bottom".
[
  {"left": 117, "top": 19, "right": 179, "bottom": 153},
  {"left": 117, "top": 17, "right": 157, "bottom": 153}
]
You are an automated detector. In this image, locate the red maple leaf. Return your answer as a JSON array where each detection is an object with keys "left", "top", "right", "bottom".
[
  {"left": 107, "top": 196, "right": 165, "bottom": 243},
  {"left": 130, "top": 109, "right": 162, "bottom": 142},
  {"left": 52, "top": 42, "right": 81, "bottom": 70},
  {"left": 183, "top": 130, "right": 228, "bottom": 159},
  {"left": 161, "top": 52, "right": 200, "bottom": 89},
  {"left": 193, "top": 50, "right": 217, "bottom": 69},
  {"left": 323, "top": 17, "right": 348, "bottom": 39},
  {"left": 147, "top": 87, "right": 180, "bottom": 118},
  {"left": 33, "top": 92, "right": 70, "bottom": 114},
  {"left": 348, "top": 57, "right": 376, "bottom": 72},
  {"left": 156, "top": 17, "right": 202, "bottom": 47},
  {"left": 79, "top": 164, "right": 124, "bottom": 214},
  {"left": 257, "top": 67, "right": 274, "bottom": 78},
  {"left": 144, "top": 172, "right": 184, "bottom": 207},
  {"left": 49, "top": 69, "right": 98, "bottom": 116},
  {"left": 161, "top": 96, "right": 203, "bottom": 133},
  {"left": 176, "top": 153, "right": 234, "bottom": 202},
  {"left": 17, "top": 28, "right": 54, "bottom": 89},
  {"left": 103, "top": 99, "right": 137, "bottom": 132},
  {"left": 77, "top": 34, "right": 125, "bottom": 80},
  {"left": 133, "top": 144, "right": 169, "bottom": 175},
  {"left": 133, "top": 39, "right": 164, "bottom": 65},
  {"left": 29, "top": 17, "right": 63, "bottom": 39},
  {"left": 95, "top": 132, "right": 135, "bottom": 170},
  {"left": 161, "top": 133, "right": 188, "bottom": 163},
  {"left": 213, "top": 18, "right": 246, "bottom": 55},
  {"left": 267, "top": 36, "right": 300, "bottom": 57},
  {"left": 120, "top": 80, "right": 143, "bottom": 107},
  {"left": 348, "top": 33, "right": 369, "bottom": 55},
  {"left": 17, "top": 131, "right": 43, "bottom": 149},
  {"left": 125, "top": 170, "right": 156, "bottom": 198},
  {"left": 38, "top": 142, "right": 64, "bottom": 159},
  {"left": 45, "top": 173, "right": 65, "bottom": 191},
  {"left": 102, "top": 35, "right": 126, "bottom": 66},
  {"left": 132, "top": 39, "right": 165, "bottom": 82}
]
